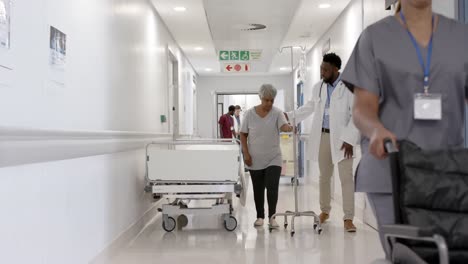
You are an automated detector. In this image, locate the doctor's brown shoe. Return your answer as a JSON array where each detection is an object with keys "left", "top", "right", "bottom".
[
  {"left": 319, "top": 212, "right": 329, "bottom": 223},
  {"left": 344, "top": 220, "right": 357, "bottom": 232}
]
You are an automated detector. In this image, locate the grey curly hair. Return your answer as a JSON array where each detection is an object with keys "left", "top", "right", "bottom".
[{"left": 259, "top": 84, "right": 277, "bottom": 99}]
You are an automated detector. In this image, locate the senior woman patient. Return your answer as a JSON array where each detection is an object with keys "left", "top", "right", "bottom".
[{"left": 240, "top": 84, "right": 293, "bottom": 228}]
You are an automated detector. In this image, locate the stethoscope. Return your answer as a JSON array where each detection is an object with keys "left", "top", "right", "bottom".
[
  {"left": 318, "top": 80, "right": 343, "bottom": 102},
  {"left": 318, "top": 81, "right": 325, "bottom": 99}
]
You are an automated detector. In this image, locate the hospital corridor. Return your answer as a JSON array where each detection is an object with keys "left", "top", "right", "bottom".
[{"left": 1, "top": 0, "right": 467, "bottom": 264}]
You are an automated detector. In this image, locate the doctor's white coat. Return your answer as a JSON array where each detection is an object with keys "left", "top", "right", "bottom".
[{"left": 287, "top": 80, "right": 360, "bottom": 165}]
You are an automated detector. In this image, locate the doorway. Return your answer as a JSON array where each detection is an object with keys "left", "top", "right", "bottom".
[
  {"left": 215, "top": 93, "right": 260, "bottom": 138},
  {"left": 168, "top": 49, "right": 179, "bottom": 139}
]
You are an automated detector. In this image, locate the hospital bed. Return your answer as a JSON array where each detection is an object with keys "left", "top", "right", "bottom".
[{"left": 144, "top": 139, "right": 247, "bottom": 232}]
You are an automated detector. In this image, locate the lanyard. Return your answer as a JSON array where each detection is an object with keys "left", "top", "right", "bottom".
[
  {"left": 326, "top": 85, "right": 332, "bottom": 108},
  {"left": 400, "top": 11, "right": 434, "bottom": 94},
  {"left": 318, "top": 80, "right": 337, "bottom": 100}
]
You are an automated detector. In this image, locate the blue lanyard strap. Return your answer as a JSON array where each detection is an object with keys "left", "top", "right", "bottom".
[{"left": 400, "top": 11, "right": 434, "bottom": 93}]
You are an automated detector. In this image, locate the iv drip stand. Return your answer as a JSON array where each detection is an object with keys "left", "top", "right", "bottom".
[{"left": 269, "top": 46, "right": 322, "bottom": 236}]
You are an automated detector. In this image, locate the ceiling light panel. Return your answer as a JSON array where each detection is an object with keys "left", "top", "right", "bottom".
[
  {"left": 319, "top": 3, "right": 331, "bottom": 9},
  {"left": 173, "top": 6, "right": 186, "bottom": 12}
]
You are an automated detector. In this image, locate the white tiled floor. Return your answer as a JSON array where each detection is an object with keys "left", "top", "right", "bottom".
[{"left": 101, "top": 178, "right": 385, "bottom": 264}]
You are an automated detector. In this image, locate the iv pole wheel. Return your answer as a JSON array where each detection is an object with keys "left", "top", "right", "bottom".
[{"left": 291, "top": 177, "right": 299, "bottom": 185}]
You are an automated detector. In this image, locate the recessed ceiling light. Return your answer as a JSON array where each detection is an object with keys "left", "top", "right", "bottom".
[
  {"left": 194, "top": 47, "right": 204, "bottom": 51},
  {"left": 280, "top": 67, "right": 289, "bottom": 71},
  {"left": 319, "top": 3, "right": 331, "bottom": 9},
  {"left": 205, "top": 68, "right": 213, "bottom": 72},
  {"left": 173, "top": 6, "right": 186, "bottom": 12}
]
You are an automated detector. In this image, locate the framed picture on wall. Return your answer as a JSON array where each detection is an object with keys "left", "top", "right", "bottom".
[
  {"left": 0, "top": 0, "right": 10, "bottom": 49},
  {"left": 0, "top": 0, "right": 12, "bottom": 87},
  {"left": 49, "top": 26, "right": 67, "bottom": 70},
  {"left": 47, "top": 25, "right": 67, "bottom": 86}
]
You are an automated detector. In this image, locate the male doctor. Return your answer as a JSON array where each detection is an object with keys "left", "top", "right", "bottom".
[{"left": 285, "top": 53, "right": 360, "bottom": 232}]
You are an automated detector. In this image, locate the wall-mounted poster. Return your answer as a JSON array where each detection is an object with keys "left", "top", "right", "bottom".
[
  {"left": 49, "top": 26, "right": 66, "bottom": 70},
  {"left": 0, "top": 0, "right": 11, "bottom": 49}
]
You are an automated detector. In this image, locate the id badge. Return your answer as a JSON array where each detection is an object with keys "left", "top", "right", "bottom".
[{"left": 414, "top": 93, "right": 442, "bottom": 120}]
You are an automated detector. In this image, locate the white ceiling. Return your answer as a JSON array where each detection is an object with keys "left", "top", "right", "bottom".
[
  {"left": 271, "top": 0, "right": 352, "bottom": 73},
  {"left": 151, "top": 0, "right": 352, "bottom": 76},
  {"left": 203, "top": 0, "right": 302, "bottom": 73}
]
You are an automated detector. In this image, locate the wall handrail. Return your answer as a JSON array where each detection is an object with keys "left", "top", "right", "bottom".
[{"left": 0, "top": 126, "right": 172, "bottom": 168}]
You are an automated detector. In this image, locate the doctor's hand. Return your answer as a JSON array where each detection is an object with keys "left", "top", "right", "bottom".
[
  {"left": 341, "top": 143, "right": 354, "bottom": 159},
  {"left": 369, "top": 126, "right": 397, "bottom": 160},
  {"left": 243, "top": 152, "right": 253, "bottom": 167}
]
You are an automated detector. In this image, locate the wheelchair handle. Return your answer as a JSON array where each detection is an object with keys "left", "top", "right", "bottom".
[{"left": 384, "top": 138, "right": 398, "bottom": 154}]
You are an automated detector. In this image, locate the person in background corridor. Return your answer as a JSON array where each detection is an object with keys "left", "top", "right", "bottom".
[
  {"left": 219, "top": 105, "right": 236, "bottom": 139},
  {"left": 234, "top": 105, "right": 242, "bottom": 141}
]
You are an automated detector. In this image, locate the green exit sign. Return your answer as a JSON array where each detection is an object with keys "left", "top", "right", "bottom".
[
  {"left": 240, "top": 51, "right": 250, "bottom": 61},
  {"left": 219, "top": 50, "right": 229, "bottom": 60},
  {"left": 230, "top": 51, "right": 239, "bottom": 60},
  {"left": 219, "top": 50, "right": 252, "bottom": 61}
]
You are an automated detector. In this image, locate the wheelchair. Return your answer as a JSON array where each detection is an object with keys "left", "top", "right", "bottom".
[{"left": 374, "top": 140, "right": 468, "bottom": 264}]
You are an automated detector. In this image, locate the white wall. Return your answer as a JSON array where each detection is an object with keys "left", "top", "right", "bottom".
[
  {"left": 0, "top": 0, "right": 195, "bottom": 133},
  {"left": 433, "top": 0, "right": 457, "bottom": 18},
  {"left": 223, "top": 94, "right": 262, "bottom": 113},
  {"left": 0, "top": 150, "right": 151, "bottom": 264},
  {"left": 180, "top": 71, "right": 197, "bottom": 135},
  {"left": 197, "top": 75, "right": 292, "bottom": 138},
  {"left": 222, "top": 92, "right": 285, "bottom": 113},
  {"left": 363, "top": 0, "right": 396, "bottom": 27},
  {"left": 0, "top": 0, "right": 195, "bottom": 263}
]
